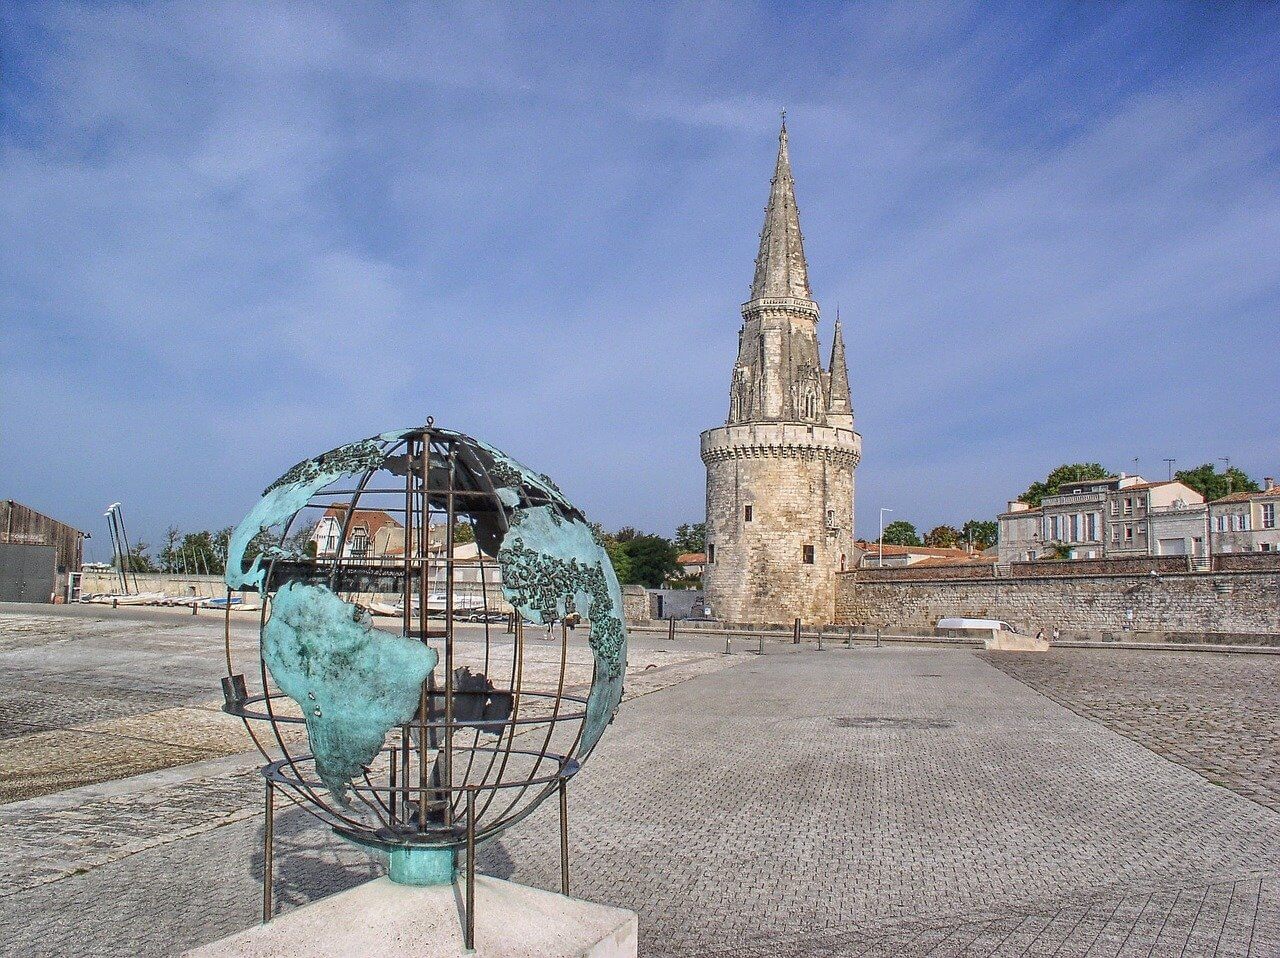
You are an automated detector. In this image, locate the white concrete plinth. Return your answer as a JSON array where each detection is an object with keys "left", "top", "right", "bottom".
[
  {"left": 184, "top": 876, "right": 637, "bottom": 958},
  {"left": 983, "top": 629, "right": 1050, "bottom": 652}
]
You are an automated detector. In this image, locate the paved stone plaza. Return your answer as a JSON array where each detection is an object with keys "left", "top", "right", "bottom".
[
  {"left": 0, "top": 608, "right": 1277, "bottom": 956},
  {"left": 980, "top": 649, "right": 1280, "bottom": 814}
]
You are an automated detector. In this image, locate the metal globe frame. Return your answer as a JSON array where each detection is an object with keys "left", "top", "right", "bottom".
[{"left": 220, "top": 422, "right": 621, "bottom": 944}]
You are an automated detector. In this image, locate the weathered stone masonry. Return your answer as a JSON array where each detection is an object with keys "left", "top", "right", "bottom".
[{"left": 836, "top": 568, "right": 1280, "bottom": 639}]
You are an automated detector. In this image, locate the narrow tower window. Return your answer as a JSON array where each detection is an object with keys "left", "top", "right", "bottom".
[
  {"left": 744, "top": 505, "right": 753, "bottom": 522},
  {"left": 802, "top": 544, "right": 815, "bottom": 564},
  {"left": 707, "top": 543, "right": 715, "bottom": 563}
]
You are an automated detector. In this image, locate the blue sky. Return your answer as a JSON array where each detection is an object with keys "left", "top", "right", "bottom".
[{"left": 3, "top": 2, "right": 1278, "bottom": 560}]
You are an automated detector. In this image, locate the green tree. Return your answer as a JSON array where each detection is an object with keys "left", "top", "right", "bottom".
[
  {"left": 961, "top": 519, "right": 998, "bottom": 550},
  {"left": 158, "top": 525, "right": 183, "bottom": 572},
  {"left": 282, "top": 521, "right": 318, "bottom": 558},
  {"left": 619, "top": 535, "right": 680, "bottom": 588},
  {"left": 452, "top": 522, "right": 476, "bottom": 545},
  {"left": 603, "top": 539, "right": 634, "bottom": 584},
  {"left": 118, "top": 541, "right": 157, "bottom": 573},
  {"left": 177, "top": 530, "right": 220, "bottom": 574},
  {"left": 1174, "top": 463, "right": 1258, "bottom": 502},
  {"left": 674, "top": 522, "right": 706, "bottom": 554},
  {"left": 923, "top": 525, "right": 961, "bottom": 548},
  {"left": 1019, "top": 463, "right": 1111, "bottom": 507},
  {"left": 880, "top": 520, "right": 921, "bottom": 546}
]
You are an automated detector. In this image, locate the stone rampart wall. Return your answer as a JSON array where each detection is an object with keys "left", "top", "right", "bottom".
[
  {"left": 78, "top": 571, "right": 229, "bottom": 598},
  {"left": 836, "top": 568, "right": 1280, "bottom": 639},
  {"left": 1010, "top": 556, "right": 1189, "bottom": 576},
  {"left": 1214, "top": 552, "right": 1280, "bottom": 572},
  {"left": 857, "top": 564, "right": 995, "bottom": 581}
]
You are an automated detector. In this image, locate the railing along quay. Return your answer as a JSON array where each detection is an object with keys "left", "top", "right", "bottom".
[{"left": 625, "top": 623, "right": 1280, "bottom": 655}]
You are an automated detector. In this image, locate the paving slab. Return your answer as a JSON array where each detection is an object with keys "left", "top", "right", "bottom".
[{"left": 0, "top": 611, "right": 1276, "bottom": 956}]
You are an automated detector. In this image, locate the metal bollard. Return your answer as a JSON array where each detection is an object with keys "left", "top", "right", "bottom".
[
  {"left": 792, "top": 617, "right": 800, "bottom": 645},
  {"left": 192, "top": 601, "right": 198, "bottom": 615},
  {"left": 846, "top": 626, "right": 853, "bottom": 648},
  {"left": 758, "top": 634, "right": 765, "bottom": 655},
  {"left": 667, "top": 617, "right": 675, "bottom": 642},
  {"left": 723, "top": 634, "right": 732, "bottom": 655},
  {"left": 817, "top": 627, "right": 824, "bottom": 652},
  {"left": 112, "top": 597, "right": 118, "bottom": 609},
  {"left": 876, "top": 628, "right": 881, "bottom": 648}
]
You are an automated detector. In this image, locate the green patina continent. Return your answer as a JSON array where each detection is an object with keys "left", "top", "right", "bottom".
[
  {"left": 263, "top": 437, "right": 389, "bottom": 495},
  {"left": 498, "top": 535, "right": 624, "bottom": 678},
  {"left": 262, "top": 582, "right": 437, "bottom": 802}
]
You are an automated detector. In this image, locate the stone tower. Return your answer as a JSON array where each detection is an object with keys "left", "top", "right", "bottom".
[{"left": 700, "top": 121, "right": 862, "bottom": 625}]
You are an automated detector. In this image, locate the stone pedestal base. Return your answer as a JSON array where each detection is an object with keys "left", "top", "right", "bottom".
[
  {"left": 983, "top": 630, "right": 1050, "bottom": 652},
  {"left": 184, "top": 876, "right": 637, "bottom": 958}
]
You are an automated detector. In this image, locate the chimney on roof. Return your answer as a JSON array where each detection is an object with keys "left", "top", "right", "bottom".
[{"left": 1267, "top": 477, "right": 1275, "bottom": 491}]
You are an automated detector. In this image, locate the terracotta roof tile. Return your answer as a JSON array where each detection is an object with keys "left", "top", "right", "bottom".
[{"left": 1212, "top": 486, "right": 1280, "bottom": 504}]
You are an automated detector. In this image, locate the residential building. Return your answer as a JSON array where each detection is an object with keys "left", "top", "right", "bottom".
[
  {"left": 426, "top": 539, "right": 505, "bottom": 605},
  {"left": 1209, "top": 478, "right": 1280, "bottom": 553},
  {"left": 997, "top": 475, "right": 1205, "bottom": 562},
  {"left": 1105, "top": 480, "right": 1205, "bottom": 556},
  {"left": 675, "top": 552, "right": 706, "bottom": 578},
  {"left": 310, "top": 507, "right": 404, "bottom": 560},
  {"left": 851, "top": 540, "right": 983, "bottom": 568}
]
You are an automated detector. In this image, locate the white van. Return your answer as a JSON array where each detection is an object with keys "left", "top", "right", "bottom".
[{"left": 936, "top": 617, "right": 1020, "bottom": 634}]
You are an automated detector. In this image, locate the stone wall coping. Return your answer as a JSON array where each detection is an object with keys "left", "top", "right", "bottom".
[{"left": 838, "top": 568, "right": 1279, "bottom": 585}]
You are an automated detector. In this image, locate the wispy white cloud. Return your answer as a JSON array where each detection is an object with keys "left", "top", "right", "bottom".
[{"left": 2, "top": 2, "right": 1277, "bottom": 555}]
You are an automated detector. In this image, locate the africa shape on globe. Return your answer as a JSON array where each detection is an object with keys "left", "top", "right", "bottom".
[{"left": 223, "top": 427, "right": 627, "bottom": 806}]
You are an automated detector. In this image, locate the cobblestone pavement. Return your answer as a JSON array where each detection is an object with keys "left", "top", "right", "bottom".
[
  {"left": 0, "top": 606, "right": 731, "bottom": 802},
  {"left": 0, "top": 619, "right": 1277, "bottom": 956},
  {"left": 980, "top": 649, "right": 1280, "bottom": 813}
]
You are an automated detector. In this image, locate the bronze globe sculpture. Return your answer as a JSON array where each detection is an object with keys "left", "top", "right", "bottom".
[{"left": 220, "top": 422, "right": 627, "bottom": 943}]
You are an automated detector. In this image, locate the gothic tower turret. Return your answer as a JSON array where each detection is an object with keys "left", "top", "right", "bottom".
[{"left": 701, "top": 121, "right": 862, "bottom": 625}]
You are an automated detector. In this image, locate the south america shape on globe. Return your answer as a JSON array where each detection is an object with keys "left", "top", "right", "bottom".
[{"left": 263, "top": 582, "right": 436, "bottom": 803}]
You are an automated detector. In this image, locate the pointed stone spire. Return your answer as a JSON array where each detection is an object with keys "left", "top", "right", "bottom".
[
  {"left": 826, "top": 313, "right": 852, "bottom": 422},
  {"left": 749, "top": 117, "right": 812, "bottom": 303}
]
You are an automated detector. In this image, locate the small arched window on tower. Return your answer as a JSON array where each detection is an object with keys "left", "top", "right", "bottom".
[
  {"left": 744, "top": 504, "right": 753, "bottom": 522},
  {"left": 802, "top": 544, "right": 815, "bottom": 564},
  {"left": 826, "top": 509, "right": 835, "bottom": 530}
]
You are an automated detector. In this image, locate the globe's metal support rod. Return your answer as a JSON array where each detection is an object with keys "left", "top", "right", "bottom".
[
  {"left": 400, "top": 726, "right": 410, "bottom": 823},
  {"left": 419, "top": 437, "right": 432, "bottom": 829},
  {"left": 262, "top": 779, "right": 274, "bottom": 924},
  {"left": 388, "top": 745, "right": 398, "bottom": 825},
  {"left": 442, "top": 442, "right": 457, "bottom": 824},
  {"left": 402, "top": 436, "right": 414, "bottom": 641},
  {"left": 465, "top": 786, "right": 477, "bottom": 951},
  {"left": 559, "top": 778, "right": 570, "bottom": 896}
]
